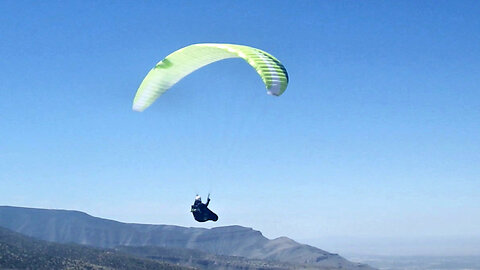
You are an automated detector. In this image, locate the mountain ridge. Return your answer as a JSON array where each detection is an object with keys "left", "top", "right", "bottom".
[{"left": 0, "top": 205, "right": 374, "bottom": 270}]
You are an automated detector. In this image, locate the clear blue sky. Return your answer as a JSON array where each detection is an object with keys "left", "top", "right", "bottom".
[{"left": 1, "top": 1, "right": 479, "bottom": 256}]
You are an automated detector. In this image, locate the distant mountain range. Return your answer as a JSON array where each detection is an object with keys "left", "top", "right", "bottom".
[
  {"left": 0, "top": 206, "right": 375, "bottom": 270},
  {"left": 0, "top": 225, "right": 328, "bottom": 270}
]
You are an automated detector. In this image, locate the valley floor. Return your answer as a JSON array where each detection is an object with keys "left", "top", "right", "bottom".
[{"left": 349, "top": 255, "right": 480, "bottom": 270}]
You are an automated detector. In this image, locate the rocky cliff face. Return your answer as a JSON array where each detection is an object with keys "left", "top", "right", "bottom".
[{"left": 0, "top": 206, "right": 374, "bottom": 270}]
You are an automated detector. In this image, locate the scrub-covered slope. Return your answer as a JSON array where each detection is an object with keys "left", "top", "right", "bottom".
[{"left": 0, "top": 225, "right": 189, "bottom": 270}]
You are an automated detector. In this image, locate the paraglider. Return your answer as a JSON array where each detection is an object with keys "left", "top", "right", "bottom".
[
  {"left": 191, "top": 194, "right": 218, "bottom": 222},
  {"left": 132, "top": 43, "right": 289, "bottom": 222},
  {"left": 132, "top": 43, "right": 289, "bottom": 112}
]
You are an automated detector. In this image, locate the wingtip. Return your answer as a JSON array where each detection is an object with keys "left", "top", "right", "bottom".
[{"left": 132, "top": 105, "right": 144, "bottom": 112}]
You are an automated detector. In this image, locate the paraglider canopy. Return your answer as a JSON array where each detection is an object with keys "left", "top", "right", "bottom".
[{"left": 133, "top": 43, "right": 289, "bottom": 112}]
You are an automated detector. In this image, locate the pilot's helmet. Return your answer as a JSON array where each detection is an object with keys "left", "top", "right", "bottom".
[{"left": 195, "top": 195, "right": 201, "bottom": 202}]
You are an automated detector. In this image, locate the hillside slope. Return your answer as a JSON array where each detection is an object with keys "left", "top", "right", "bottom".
[{"left": 0, "top": 226, "right": 189, "bottom": 270}]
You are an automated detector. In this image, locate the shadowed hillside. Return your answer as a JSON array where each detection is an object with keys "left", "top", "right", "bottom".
[{"left": 0, "top": 226, "right": 190, "bottom": 270}]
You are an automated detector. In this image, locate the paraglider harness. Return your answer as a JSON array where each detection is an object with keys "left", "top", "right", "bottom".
[{"left": 191, "top": 194, "right": 218, "bottom": 222}]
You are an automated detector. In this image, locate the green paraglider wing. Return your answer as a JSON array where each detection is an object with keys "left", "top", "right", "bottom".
[{"left": 132, "top": 43, "right": 289, "bottom": 112}]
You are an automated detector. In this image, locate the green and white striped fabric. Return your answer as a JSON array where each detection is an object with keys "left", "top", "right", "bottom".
[{"left": 133, "top": 43, "right": 289, "bottom": 112}]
